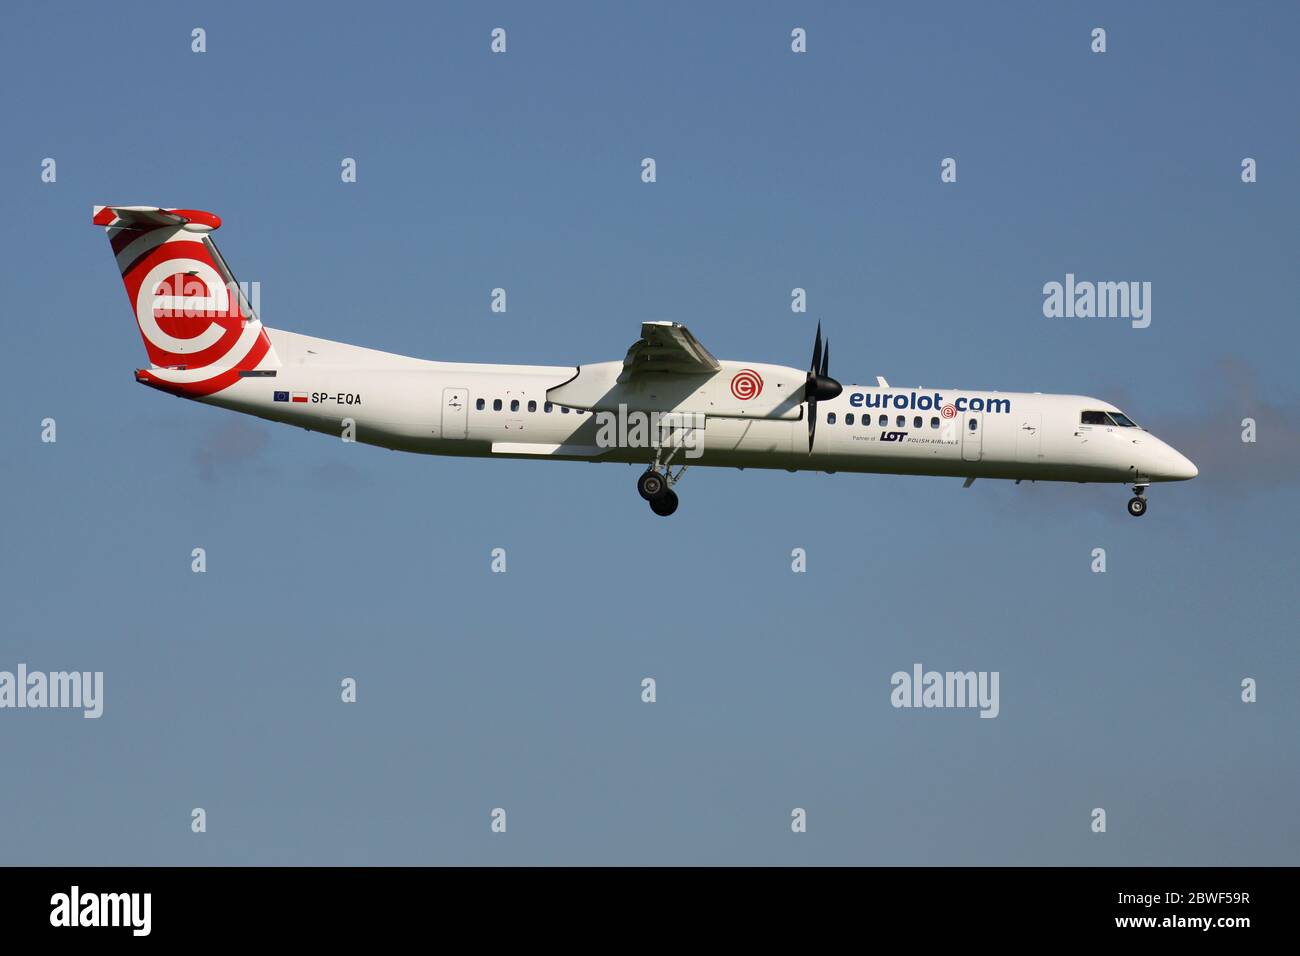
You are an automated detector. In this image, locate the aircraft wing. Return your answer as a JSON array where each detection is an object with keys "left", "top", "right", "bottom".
[
  {"left": 547, "top": 320, "right": 803, "bottom": 420},
  {"left": 617, "top": 322, "right": 721, "bottom": 383}
]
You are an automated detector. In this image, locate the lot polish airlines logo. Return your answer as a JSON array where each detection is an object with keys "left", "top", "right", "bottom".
[
  {"left": 50, "top": 886, "right": 151, "bottom": 936},
  {"left": 1043, "top": 273, "right": 1152, "bottom": 328}
]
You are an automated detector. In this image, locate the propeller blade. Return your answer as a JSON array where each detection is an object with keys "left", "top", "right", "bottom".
[{"left": 804, "top": 322, "right": 839, "bottom": 451}]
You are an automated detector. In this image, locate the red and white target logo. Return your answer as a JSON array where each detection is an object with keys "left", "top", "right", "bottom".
[
  {"left": 941, "top": 403, "right": 958, "bottom": 419},
  {"left": 730, "top": 369, "right": 764, "bottom": 401},
  {"left": 114, "top": 233, "right": 270, "bottom": 394},
  {"left": 120, "top": 240, "right": 247, "bottom": 364}
]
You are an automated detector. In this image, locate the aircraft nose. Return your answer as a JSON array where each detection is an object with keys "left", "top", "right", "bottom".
[
  {"left": 1155, "top": 444, "right": 1198, "bottom": 481},
  {"left": 1170, "top": 452, "right": 1198, "bottom": 480}
]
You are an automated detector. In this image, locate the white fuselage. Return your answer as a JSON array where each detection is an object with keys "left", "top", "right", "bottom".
[{"left": 181, "top": 329, "right": 1198, "bottom": 486}]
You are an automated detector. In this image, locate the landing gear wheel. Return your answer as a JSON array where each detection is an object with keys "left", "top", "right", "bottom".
[
  {"left": 1127, "top": 496, "right": 1147, "bottom": 517},
  {"left": 649, "top": 489, "right": 679, "bottom": 517},
  {"left": 637, "top": 470, "right": 668, "bottom": 501}
]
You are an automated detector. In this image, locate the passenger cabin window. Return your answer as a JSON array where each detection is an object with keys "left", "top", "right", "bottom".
[
  {"left": 896, "top": 415, "right": 905, "bottom": 428},
  {"left": 510, "top": 399, "right": 520, "bottom": 412},
  {"left": 827, "top": 412, "right": 837, "bottom": 424},
  {"left": 544, "top": 402, "right": 553, "bottom": 413},
  {"left": 930, "top": 417, "right": 939, "bottom": 429},
  {"left": 561, "top": 406, "right": 570, "bottom": 414},
  {"left": 476, "top": 398, "right": 485, "bottom": 410},
  {"left": 493, "top": 399, "right": 502, "bottom": 411},
  {"left": 527, "top": 400, "right": 537, "bottom": 412},
  {"left": 845, "top": 413, "right": 855, "bottom": 425},
  {"left": 878, "top": 414, "right": 887, "bottom": 427},
  {"left": 1080, "top": 410, "right": 1110, "bottom": 425},
  {"left": 913, "top": 416, "right": 922, "bottom": 428},
  {"left": 968, "top": 419, "right": 978, "bottom": 431}
]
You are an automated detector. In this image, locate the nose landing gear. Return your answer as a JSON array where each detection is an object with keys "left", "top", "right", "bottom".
[
  {"left": 638, "top": 447, "right": 687, "bottom": 517},
  {"left": 1126, "top": 484, "right": 1148, "bottom": 517}
]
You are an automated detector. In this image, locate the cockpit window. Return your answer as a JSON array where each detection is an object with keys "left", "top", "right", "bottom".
[{"left": 1082, "top": 409, "right": 1140, "bottom": 427}]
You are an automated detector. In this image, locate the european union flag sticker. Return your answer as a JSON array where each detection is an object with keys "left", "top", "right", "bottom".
[{"left": 273, "top": 391, "right": 289, "bottom": 402}]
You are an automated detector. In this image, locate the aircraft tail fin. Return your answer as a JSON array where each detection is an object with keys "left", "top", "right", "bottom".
[{"left": 91, "top": 205, "right": 279, "bottom": 396}]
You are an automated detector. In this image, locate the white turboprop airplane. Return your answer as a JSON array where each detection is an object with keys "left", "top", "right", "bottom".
[{"left": 94, "top": 205, "right": 1197, "bottom": 517}]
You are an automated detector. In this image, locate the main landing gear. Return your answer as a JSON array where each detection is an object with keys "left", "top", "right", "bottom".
[
  {"left": 1126, "top": 484, "right": 1148, "bottom": 518},
  {"left": 637, "top": 447, "right": 688, "bottom": 517}
]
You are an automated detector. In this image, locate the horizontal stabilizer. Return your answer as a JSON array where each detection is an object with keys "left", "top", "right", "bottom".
[{"left": 92, "top": 206, "right": 223, "bottom": 232}]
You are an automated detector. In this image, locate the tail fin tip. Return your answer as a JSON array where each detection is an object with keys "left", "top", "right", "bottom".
[{"left": 92, "top": 205, "right": 222, "bottom": 232}]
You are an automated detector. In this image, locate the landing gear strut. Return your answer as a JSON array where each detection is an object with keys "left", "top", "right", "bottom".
[
  {"left": 1127, "top": 484, "right": 1148, "bottom": 518},
  {"left": 638, "top": 446, "right": 688, "bottom": 517}
]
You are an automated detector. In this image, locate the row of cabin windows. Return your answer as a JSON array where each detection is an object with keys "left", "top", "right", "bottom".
[
  {"left": 475, "top": 398, "right": 584, "bottom": 415},
  {"left": 831, "top": 408, "right": 1139, "bottom": 430},
  {"left": 826, "top": 412, "right": 947, "bottom": 429}
]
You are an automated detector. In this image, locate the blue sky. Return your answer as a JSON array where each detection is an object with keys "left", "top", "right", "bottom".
[{"left": 1, "top": 0, "right": 1296, "bottom": 864}]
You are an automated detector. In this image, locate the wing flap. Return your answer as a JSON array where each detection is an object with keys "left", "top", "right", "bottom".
[
  {"left": 618, "top": 322, "right": 720, "bottom": 382},
  {"left": 491, "top": 442, "right": 608, "bottom": 457}
]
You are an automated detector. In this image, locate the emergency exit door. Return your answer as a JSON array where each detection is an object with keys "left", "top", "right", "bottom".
[
  {"left": 1016, "top": 411, "right": 1042, "bottom": 465},
  {"left": 442, "top": 387, "right": 468, "bottom": 439},
  {"left": 961, "top": 412, "right": 983, "bottom": 462}
]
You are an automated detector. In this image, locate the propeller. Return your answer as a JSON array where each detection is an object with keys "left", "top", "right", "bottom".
[{"left": 804, "top": 321, "right": 843, "bottom": 452}]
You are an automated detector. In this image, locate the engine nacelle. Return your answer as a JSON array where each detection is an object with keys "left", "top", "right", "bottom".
[{"left": 547, "top": 360, "right": 807, "bottom": 420}]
